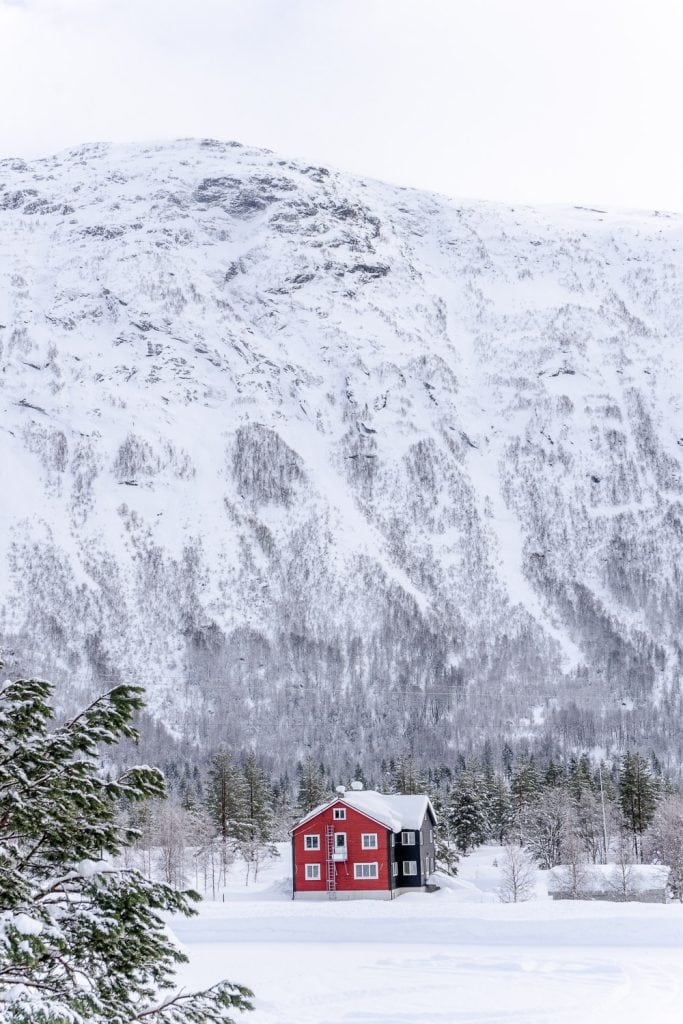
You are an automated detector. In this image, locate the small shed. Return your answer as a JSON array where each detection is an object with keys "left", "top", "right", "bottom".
[{"left": 547, "top": 863, "right": 671, "bottom": 903}]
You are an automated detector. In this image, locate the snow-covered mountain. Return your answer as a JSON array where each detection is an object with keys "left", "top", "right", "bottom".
[{"left": 2, "top": 139, "right": 683, "bottom": 770}]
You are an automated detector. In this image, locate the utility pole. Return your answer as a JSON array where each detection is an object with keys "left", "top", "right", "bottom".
[{"left": 598, "top": 762, "right": 608, "bottom": 864}]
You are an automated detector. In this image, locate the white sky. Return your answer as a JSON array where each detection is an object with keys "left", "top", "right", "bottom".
[{"left": 1, "top": 0, "right": 682, "bottom": 211}]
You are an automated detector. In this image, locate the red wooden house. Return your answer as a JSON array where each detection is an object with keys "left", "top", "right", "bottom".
[{"left": 291, "top": 784, "right": 438, "bottom": 899}]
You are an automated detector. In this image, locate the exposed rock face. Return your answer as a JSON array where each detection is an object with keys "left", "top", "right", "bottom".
[{"left": 1, "top": 140, "right": 682, "bottom": 770}]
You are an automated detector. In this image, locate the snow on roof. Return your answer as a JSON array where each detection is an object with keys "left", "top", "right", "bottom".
[
  {"left": 548, "top": 863, "right": 671, "bottom": 894},
  {"left": 343, "top": 791, "right": 436, "bottom": 831},
  {"left": 293, "top": 799, "right": 331, "bottom": 830},
  {"left": 292, "top": 790, "right": 436, "bottom": 832}
]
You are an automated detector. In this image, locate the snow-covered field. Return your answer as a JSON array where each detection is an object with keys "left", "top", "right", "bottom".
[{"left": 170, "top": 845, "right": 683, "bottom": 1024}]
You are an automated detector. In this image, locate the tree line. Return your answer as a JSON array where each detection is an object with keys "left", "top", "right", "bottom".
[{"left": 117, "top": 743, "right": 683, "bottom": 902}]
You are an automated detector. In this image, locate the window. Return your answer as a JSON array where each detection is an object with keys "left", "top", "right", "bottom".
[
  {"left": 403, "top": 861, "right": 417, "bottom": 876},
  {"left": 392, "top": 862, "right": 398, "bottom": 878},
  {"left": 401, "top": 831, "right": 416, "bottom": 846},
  {"left": 333, "top": 807, "right": 346, "bottom": 820},
  {"left": 335, "top": 832, "right": 347, "bottom": 849},
  {"left": 305, "top": 864, "right": 320, "bottom": 880},
  {"left": 361, "top": 833, "right": 378, "bottom": 849},
  {"left": 429, "top": 829, "right": 434, "bottom": 844},
  {"left": 304, "top": 834, "right": 320, "bottom": 850},
  {"left": 354, "top": 863, "right": 378, "bottom": 879},
  {"left": 390, "top": 834, "right": 395, "bottom": 847}
]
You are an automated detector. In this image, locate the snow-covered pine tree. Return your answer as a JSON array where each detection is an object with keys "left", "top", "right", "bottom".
[
  {"left": 430, "top": 793, "right": 459, "bottom": 876},
  {"left": 207, "top": 750, "right": 250, "bottom": 872},
  {"left": 0, "top": 673, "right": 253, "bottom": 1023},
  {"left": 296, "top": 756, "right": 328, "bottom": 814},
  {"left": 448, "top": 761, "right": 489, "bottom": 855},
  {"left": 485, "top": 771, "right": 514, "bottom": 844},
  {"left": 239, "top": 754, "right": 277, "bottom": 883},
  {"left": 619, "top": 752, "right": 659, "bottom": 861},
  {"left": 510, "top": 753, "right": 541, "bottom": 840},
  {"left": 391, "top": 755, "right": 427, "bottom": 796}
]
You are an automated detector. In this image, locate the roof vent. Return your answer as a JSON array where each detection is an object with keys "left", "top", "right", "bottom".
[
  {"left": 336, "top": 785, "right": 346, "bottom": 796},
  {"left": 350, "top": 780, "right": 363, "bottom": 791}
]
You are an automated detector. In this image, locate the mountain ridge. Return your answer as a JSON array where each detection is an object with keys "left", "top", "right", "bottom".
[{"left": 1, "top": 138, "right": 682, "bottom": 772}]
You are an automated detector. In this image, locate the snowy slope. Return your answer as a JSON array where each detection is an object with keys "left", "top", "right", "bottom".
[{"left": 1, "top": 139, "right": 683, "bottom": 766}]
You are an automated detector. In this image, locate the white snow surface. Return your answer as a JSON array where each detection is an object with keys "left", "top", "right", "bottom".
[{"left": 170, "top": 843, "right": 683, "bottom": 1024}]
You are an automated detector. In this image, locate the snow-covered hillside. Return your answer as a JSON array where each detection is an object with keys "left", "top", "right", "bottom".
[{"left": 1, "top": 139, "right": 683, "bottom": 768}]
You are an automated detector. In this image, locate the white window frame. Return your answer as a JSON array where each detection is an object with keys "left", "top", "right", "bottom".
[
  {"left": 403, "top": 861, "right": 417, "bottom": 876},
  {"left": 401, "top": 830, "right": 416, "bottom": 846},
  {"left": 429, "top": 829, "right": 434, "bottom": 843},
  {"left": 304, "top": 834, "right": 320, "bottom": 850},
  {"left": 305, "top": 863, "right": 320, "bottom": 880},
  {"left": 361, "top": 833, "right": 378, "bottom": 849},
  {"left": 392, "top": 862, "right": 398, "bottom": 878},
  {"left": 354, "top": 862, "right": 378, "bottom": 880},
  {"left": 334, "top": 831, "right": 347, "bottom": 849},
  {"left": 333, "top": 807, "right": 346, "bottom": 820}
]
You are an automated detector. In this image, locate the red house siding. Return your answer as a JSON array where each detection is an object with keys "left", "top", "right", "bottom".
[{"left": 293, "top": 801, "right": 391, "bottom": 894}]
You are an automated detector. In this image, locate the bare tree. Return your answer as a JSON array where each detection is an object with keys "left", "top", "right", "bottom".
[
  {"left": 498, "top": 844, "right": 536, "bottom": 903},
  {"left": 608, "top": 830, "right": 636, "bottom": 899},
  {"left": 523, "top": 790, "right": 567, "bottom": 869},
  {"left": 557, "top": 823, "right": 589, "bottom": 898},
  {"left": 155, "top": 798, "right": 190, "bottom": 888},
  {"left": 645, "top": 795, "right": 683, "bottom": 901}
]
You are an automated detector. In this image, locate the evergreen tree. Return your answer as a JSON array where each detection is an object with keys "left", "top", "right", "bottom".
[
  {"left": 567, "top": 754, "right": 593, "bottom": 801},
  {"left": 486, "top": 771, "right": 514, "bottom": 844},
  {"left": 619, "top": 752, "right": 659, "bottom": 860},
  {"left": 431, "top": 794, "right": 459, "bottom": 876},
  {"left": 239, "top": 754, "right": 277, "bottom": 883},
  {"left": 448, "top": 760, "right": 489, "bottom": 855},
  {"left": 296, "top": 756, "right": 328, "bottom": 814},
  {"left": 544, "top": 760, "right": 565, "bottom": 788},
  {"left": 510, "top": 753, "right": 541, "bottom": 838},
  {"left": 391, "top": 755, "right": 427, "bottom": 795},
  {"left": 208, "top": 750, "right": 249, "bottom": 848},
  {"left": 242, "top": 753, "right": 274, "bottom": 842},
  {"left": 0, "top": 674, "right": 252, "bottom": 1023},
  {"left": 501, "top": 742, "right": 514, "bottom": 779}
]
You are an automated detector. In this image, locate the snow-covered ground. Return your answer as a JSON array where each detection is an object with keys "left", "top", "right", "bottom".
[{"left": 170, "top": 844, "right": 683, "bottom": 1023}]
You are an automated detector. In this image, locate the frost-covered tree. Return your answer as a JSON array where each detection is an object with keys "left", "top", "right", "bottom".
[
  {"left": 207, "top": 750, "right": 249, "bottom": 870},
  {"left": 448, "top": 761, "right": 489, "bottom": 855},
  {"left": 431, "top": 794, "right": 459, "bottom": 876},
  {"left": 0, "top": 674, "right": 252, "bottom": 1023},
  {"left": 485, "top": 772, "right": 514, "bottom": 844},
  {"left": 523, "top": 790, "right": 568, "bottom": 869},
  {"left": 238, "top": 754, "right": 277, "bottom": 884},
  {"left": 296, "top": 756, "right": 328, "bottom": 814},
  {"left": 497, "top": 844, "right": 536, "bottom": 903},
  {"left": 510, "top": 753, "right": 541, "bottom": 837},
  {"left": 390, "top": 755, "right": 427, "bottom": 796},
  {"left": 645, "top": 795, "right": 683, "bottom": 901},
  {"left": 619, "top": 752, "right": 659, "bottom": 861}
]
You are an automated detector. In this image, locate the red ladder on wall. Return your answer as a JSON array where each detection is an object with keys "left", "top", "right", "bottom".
[{"left": 325, "top": 824, "right": 336, "bottom": 897}]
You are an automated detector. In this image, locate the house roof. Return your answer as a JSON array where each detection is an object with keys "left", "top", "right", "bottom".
[
  {"left": 547, "top": 863, "right": 671, "bottom": 894},
  {"left": 292, "top": 790, "right": 437, "bottom": 833}
]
